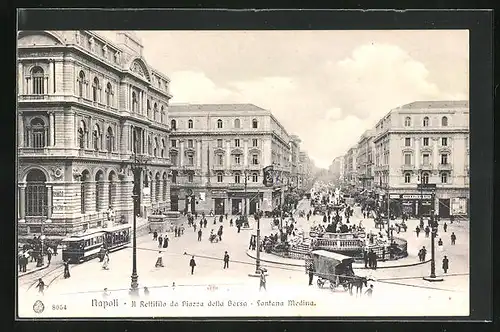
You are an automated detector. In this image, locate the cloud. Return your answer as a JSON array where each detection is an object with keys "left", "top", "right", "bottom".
[
  {"left": 169, "top": 71, "right": 238, "bottom": 103},
  {"left": 324, "top": 108, "right": 343, "bottom": 121}
]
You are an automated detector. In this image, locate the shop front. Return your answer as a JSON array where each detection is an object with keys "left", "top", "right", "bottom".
[
  {"left": 211, "top": 189, "right": 227, "bottom": 215},
  {"left": 170, "top": 189, "right": 179, "bottom": 212},
  {"left": 389, "top": 193, "right": 433, "bottom": 218}
]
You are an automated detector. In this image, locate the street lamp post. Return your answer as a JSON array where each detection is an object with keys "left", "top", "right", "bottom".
[{"left": 244, "top": 169, "right": 248, "bottom": 219}]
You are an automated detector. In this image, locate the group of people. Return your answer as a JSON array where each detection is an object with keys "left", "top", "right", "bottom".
[{"left": 363, "top": 249, "right": 378, "bottom": 269}]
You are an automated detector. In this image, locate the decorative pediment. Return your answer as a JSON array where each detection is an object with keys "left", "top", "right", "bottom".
[
  {"left": 248, "top": 147, "right": 261, "bottom": 154},
  {"left": 401, "top": 147, "right": 414, "bottom": 153},
  {"left": 420, "top": 146, "right": 433, "bottom": 153},
  {"left": 213, "top": 148, "right": 226, "bottom": 154},
  {"left": 18, "top": 31, "right": 65, "bottom": 47},
  {"left": 129, "top": 58, "right": 151, "bottom": 82},
  {"left": 170, "top": 148, "right": 179, "bottom": 154},
  {"left": 438, "top": 146, "right": 452, "bottom": 154},
  {"left": 231, "top": 148, "right": 244, "bottom": 155},
  {"left": 184, "top": 148, "right": 196, "bottom": 156}
]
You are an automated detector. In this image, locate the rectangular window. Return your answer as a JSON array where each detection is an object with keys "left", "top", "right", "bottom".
[
  {"left": 441, "top": 137, "right": 448, "bottom": 146},
  {"left": 188, "top": 155, "right": 194, "bottom": 166},
  {"left": 404, "top": 153, "right": 412, "bottom": 165},
  {"left": 171, "top": 140, "right": 177, "bottom": 148},
  {"left": 235, "top": 139, "right": 240, "bottom": 147},
  {"left": 217, "top": 154, "right": 224, "bottom": 166},
  {"left": 405, "top": 138, "right": 411, "bottom": 147},
  {"left": 423, "top": 137, "right": 429, "bottom": 146},
  {"left": 252, "top": 139, "right": 258, "bottom": 147},
  {"left": 188, "top": 139, "right": 193, "bottom": 148},
  {"left": 441, "top": 154, "right": 448, "bottom": 164},
  {"left": 422, "top": 153, "right": 430, "bottom": 165},
  {"left": 217, "top": 139, "right": 223, "bottom": 148},
  {"left": 252, "top": 154, "right": 259, "bottom": 165},
  {"left": 235, "top": 155, "right": 241, "bottom": 164},
  {"left": 170, "top": 155, "right": 177, "bottom": 166}
]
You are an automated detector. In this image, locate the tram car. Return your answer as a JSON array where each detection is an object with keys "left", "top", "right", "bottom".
[
  {"left": 308, "top": 250, "right": 356, "bottom": 291},
  {"left": 61, "top": 224, "right": 131, "bottom": 264}
]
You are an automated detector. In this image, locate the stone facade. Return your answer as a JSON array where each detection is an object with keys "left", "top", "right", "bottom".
[
  {"left": 168, "top": 104, "right": 298, "bottom": 215},
  {"left": 17, "top": 30, "right": 173, "bottom": 238},
  {"left": 356, "top": 130, "right": 375, "bottom": 189}
]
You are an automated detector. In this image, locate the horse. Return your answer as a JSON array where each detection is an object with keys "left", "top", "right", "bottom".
[{"left": 348, "top": 276, "right": 368, "bottom": 296}]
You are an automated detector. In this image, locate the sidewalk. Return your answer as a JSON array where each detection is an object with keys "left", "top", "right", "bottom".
[
  {"left": 245, "top": 249, "right": 430, "bottom": 270},
  {"left": 18, "top": 262, "right": 49, "bottom": 277}
]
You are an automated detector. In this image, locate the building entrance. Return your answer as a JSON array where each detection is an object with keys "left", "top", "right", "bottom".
[
  {"left": 185, "top": 195, "right": 196, "bottom": 214},
  {"left": 214, "top": 198, "right": 225, "bottom": 215},
  {"left": 439, "top": 198, "right": 450, "bottom": 218},
  {"left": 232, "top": 199, "right": 242, "bottom": 215}
]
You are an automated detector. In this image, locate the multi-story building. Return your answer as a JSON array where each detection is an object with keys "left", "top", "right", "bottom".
[
  {"left": 373, "top": 100, "right": 469, "bottom": 218},
  {"left": 356, "top": 130, "right": 375, "bottom": 189},
  {"left": 17, "top": 30, "right": 172, "bottom": 238},
  {"left": 329, "top": 155, "right": 345, "bottom": 184},
  {"left": 168, "top": 103, "right": 293, "bottom": 215},
  {"left": 344, "top": 145, "right": 358, "bottom": 187},
  {"left": 298, "top": 151, "right": 315, "bottom": 191},
  {"left": 289, "top": 135, "right": 301, "bottom": 189}
]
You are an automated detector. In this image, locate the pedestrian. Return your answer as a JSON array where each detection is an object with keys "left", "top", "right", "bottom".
[
  {"left": 190, "top": 256, "right": 196, "bottom": 275},
  {"left": 249, "top": 237, "right": 253, "bottom": 250},
  {"left": 237, "top": 223, "right": 241, "bottom": 233},
  {"left": 425, "top": 226, "right": 430, "bottom": 238},
  {"left": 46, "top": 247, "right": 52, "bottom": 265},
  {"left": 230, "top": 219, "right": 233, "bottom": 227},
  {"left": 421, "top": 246, "right": 427, "bottom": 261},
  {"left": 364, "top": 284, "right": 374, "bottom": 297},
  {"left": 443, "top": 222, "right": 448, "bottom": 233},
  {"left": 223, "top": 251, "right": 229, "bottom": 269},
  {"left": 416, "top": 226, "right": 420, "bottom": 237},
  {"left": 199, "top": 219, "right": 203, "bottom": 229},
  {"left": 381, "top": 247, "right": 386, "bottom": 262},
  {"left": 102, "top": 252, "right": 110, "bottom": 270},
  {"left": 174, "top": 226, "right": 178, "bottom": 237},
  {"left": 438, "top": 238, "right": 444, "bottom": 251},
  {"left": 418, "top": 249, "right": 423, "bottom": 262},
  {"left": 371, "top": 251, "right": 378, "bottom": 269},
  {"left": 158, "top": 235, "right": 163, "bottom": 248},
  {"left": 63, "top": 260, "right": 70, "bottom": 278},
  {"left": 213, "top": 216, "right": 217, "bottom": 225},
  {"left": 144, "top": 286, "right": 150, "bottom": 296},
  {"left": 217, "top": 227, "right": 223, "bottom": 241},
  {"left": 36, "top": 278, "right": 45, "bottom": 294},
  {"left": 259, "top": 270, "right": 267, "bottom": 291},
  {"left": 155, "top": 251, "right": 164, "bottom": 267},
  {"left": 225, "top": 213, "right": 228, "bottom": 220},
  {"left": 153, "top": 231, "right": 158, "bottom": 241},
  {"left": 219, "top": 215, "right": 223, "bottom": 223},
  {"left": 204, "top": 219, "right": 207, "bottom": 228},
  {"left": 163, "top": 235, "right": 169, "bottom": 249},
  {"left": 308, "top": 262, "right": 315, "bottom": 285},
  {"left": 197, "top": 229, "right": 202, "bottom": 241},
  {"left": 442, "top": 256, "right": 449, "bottom": 274},
  {"left": 363, "top": 250, "right": 368, "bottom": 268},
  {"left": 451, "top": 232, "right": 456, "bottom": 245}
]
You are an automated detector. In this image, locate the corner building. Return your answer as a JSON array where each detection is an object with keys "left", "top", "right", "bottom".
[
  {"left": 168, "top": 104, "right": 293, "bottom": 215},
  {"left": 373, "top": 100, "right": 469, "bottom": 218},
  {"left": 17, "top": 30, "right": 173, "bottom": 238}
]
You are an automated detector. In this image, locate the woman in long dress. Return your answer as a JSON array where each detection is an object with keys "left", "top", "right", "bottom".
[{"left": 102, "top": 253, "right": 110, "bottom": 270}]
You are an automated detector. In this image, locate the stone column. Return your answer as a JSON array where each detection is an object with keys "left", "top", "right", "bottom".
[
  {"left": 46, "top": 185, "right": 53, "bottom": 219},
  {"left": 19, "top": 184, "right": 26, "bottom": 220},
  {"left": 100, "top": 181, "right": 109, "bottom": 211},
  {"left": 197, "top": 139, "right": 202, "bottom": 168},
  {"left": 414, "top": 138, "right": 420, "bottom": 167},
  {"left": 226, "top": 140, "right": 231, "bottom": 166},
  {"left": 49, "top": 112, "right": 55, "bottom": 146},
  {"left": 180, "top": 140, "right": 185, "bottom": 166},
  {"left": 86, "top": 181, "right": 96, "bottom": 213},
  {"left": 73, "top": 113, "right": 78, "bottom": 148},
  {"left": 49, "top": 60, "right": 55, "bottom": 94},
  {"left": 244, "top": 139, "right": 249, "bottom": 166},
  {"left": 26, "top": 77, "right": 31, "bottom": 95},
  {"left": 18, "top": 114, "right": 24, "bottom": 147},
  {"left": 18, "top": 62, "right": 23, "bottom": 95},
  {"left": 433, "top": 137, "right": 439, "bottom": 166}
]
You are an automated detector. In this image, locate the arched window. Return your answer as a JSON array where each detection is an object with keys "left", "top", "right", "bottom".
[
  {"left": 105, "top": 83, "right": 112, "bottom": 106},
  {"left": 171, "top": 119, "right": 177, "bottom": 130},
  {"left": 95, "top": 171, "right": 104, "bottom": 211},
  {"left": 161, "top": 106, "right": 165, "bottom": 123},
  {"left": 147, "top": 100, "right": 151, "bottom": 118},
  {"left": 28, "top": 118, "right": 46, "bottom": 148},
  {"left": 441, "top": 116, "right": 448, "bottom": 127},
  {"left": 108, "top": 172, "right": 117, "bottom": 208},
  {"left": 105, "top": 127, "right": 114, "bottom": 151},
  {"left": 31, "top": 67, "right": 45, "bottom": 95},
  {"left": 171, "top": 171, "right": 177, "bottom": 183},
  {"left": 148, "top": 136, "right": 152, "bottom": 155},
  {"left": 188, "top": 173, "right": 194, "bottom": 183},
  {"left": 423, "top": 116, "right": 429, "bottom": 127},
  {"left": 188, "top": 119, "right": 193, "bottom": 129},
  {"left": 217, "top": 172, "right": 223, "bottom": 183},
  {"left": 25, "top": 169, "right": 47, "bottom": 216},
  {"left": 92, "top": 77, "right": 100, "bottom": 102},
  {"left": 404, "top": 172, "right": 411, "bottom": 183},
  {"left": 153, "top": 137, "right": 158, "bottom": 157},
  {"left": 404, "top": 117, "right": 411, "bottom": 127},
  {"left": 78, "top": 120, "right": 87, "bottom": 149},
  {"left": 132, "top": 92, "right": 138, "bottom": 112},
  {"left": 252, "top": 119, "right": 258, "bottom": 129},
  {"left": 422, "top": 172, "right": 429, "bottom": 184},
  {"left": 154, "top": 103, "right": 158, "bottom": 121},
  {"left": 78, "top": 71, "right": 85, "bottom": 98},
  {"left": 161, "top": 139, "right": 165, "bottom": 158},
  {"left": 252, "top": 173, "right": 258, "bottom": 182},
  {"left": 234, "top": 119, "right": 240, "bottom": 128},
  {"left": 162, "top": 173, "right": 167, "bottom": 201},
  {"left": 92, "top": 124, "right": 100, "bottom": 150},
  {"left": 217, "top": 119, "right": 223, "bottom": 128},
  {"left": 441, "top": 172, "right": 448, "bottom": 184},
  {"left": 234, "top": 173, "right": 241, "bottom": 184}
]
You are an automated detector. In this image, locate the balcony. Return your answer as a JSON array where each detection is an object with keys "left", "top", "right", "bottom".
[
  {"left": 438, "top": 163, "right": 452, "bottom": 171},
  {"left": 230, "top": 164, "right": 244, "bottom": 170},
  {"left": 419, "top": 163, "right": 433, "bottom": 171},
  {"left": 400, "top": 164, "right": 415, "bottom": 172},
  {"left": 213, "top": 164, "right": 226, "bottom": 171}
]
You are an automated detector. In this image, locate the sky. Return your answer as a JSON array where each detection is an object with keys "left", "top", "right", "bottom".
[{"left": 100, "top": 30, "right": 469, "bottom": 169}]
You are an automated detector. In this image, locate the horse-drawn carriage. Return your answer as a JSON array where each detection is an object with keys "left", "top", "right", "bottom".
[{"left": 309, "top": 250, "right": 357, "bottom": 292}]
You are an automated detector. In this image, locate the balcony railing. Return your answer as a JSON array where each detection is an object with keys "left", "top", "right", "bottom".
[
  {"left": 230, "top": 164, "right": 244, "bottom": 170},
  {"left": 401, "top": 164, "right": 415, "bottom": 172},
  {"left": 438, "top": 163, "right": 452, "bottom": 171},
  {"left": 213, "top": 164, "right": 225, "bottom": 170},
  {"left": 419, "top": 163, "right": 433, "bottom": 171}
]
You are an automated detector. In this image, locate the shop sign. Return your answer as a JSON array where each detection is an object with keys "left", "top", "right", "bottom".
[
  {"left": 402, "top": 194, "right": 431, "bottom": 199},
  {"left": 211, "top": 190, "right": 226, "bottom": 197},
  {"left": 451, "top": 197, "right": 467, "bottom": 215},
  {"left": 389, "top": 194, "right": 400, "bottom": 199}
]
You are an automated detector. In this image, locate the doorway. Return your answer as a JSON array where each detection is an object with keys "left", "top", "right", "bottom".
[
  {"left": 249, "top": 195, "right": 259, "bottom": 215},
  {"left": 170, "top": 194, "right": 179, "bottom": 211},
  {"left": 185, "top": 195, "right": 196, "bottom": 214},
  {"left": 232, "top": 199, "right": 242, "bottom": 215},
  {"left": 439, "top": 198, "right": 450, "bottom": 218},
  {"left": 214, "top": 198, "right": 225, "bottom": 215}
]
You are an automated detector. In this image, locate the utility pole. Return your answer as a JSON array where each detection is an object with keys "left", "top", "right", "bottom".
[{"left": 424, "top": 189, "right": 443, "bottom": 282}]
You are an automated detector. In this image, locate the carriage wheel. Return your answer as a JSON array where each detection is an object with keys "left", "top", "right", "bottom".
[
  {"left": 316, "top": 279, "right": 324, "bottom": 288},
  {"left": 329, "top": 281, "right": 336, "bottom": 291}
]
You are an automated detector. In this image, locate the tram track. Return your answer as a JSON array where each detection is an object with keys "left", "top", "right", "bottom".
[{"left": 19, "top": 262, "right": 65, "bottom": 292}]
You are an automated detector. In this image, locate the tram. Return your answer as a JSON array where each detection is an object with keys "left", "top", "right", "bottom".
[{"left": 61, "top": 224, "right": 131, "bottom": 264}]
